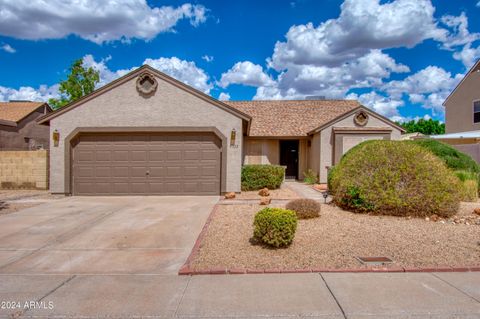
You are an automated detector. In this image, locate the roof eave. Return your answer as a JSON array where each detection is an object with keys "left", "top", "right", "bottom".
[
  {"left": 37, "top": 65, "right": 252, "bottom": 125},
  {"left": 307, "top": 105, "right": 406, "bottom": 135},
  {"left": 443, "top": 59, "right": 480, "bottom": 107}
]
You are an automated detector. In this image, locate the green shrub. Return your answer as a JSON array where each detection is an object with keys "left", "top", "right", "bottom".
[
  {"left": 459, "top": 179, "right": 478, "bottom": 202},
  {"left": 241, "top": 165, "right": 285, "bottom": 191},
  {"left": 327, "top": 166, "right": 337, "bottom": 190},
  {"left": 303, "top": 169, "right": 318, "bottom": 184},
  {"left": 253, "top": 207, "right": 297, "bottom": 247},
  {"left": 330, "top": 140, "right": 461, "bottom": 218},
  {"left": 286, "top": 198, "right": 321, "bottom": 219},
  {"left": 411, "top": 140, "right": 480, "bottom": 174}
]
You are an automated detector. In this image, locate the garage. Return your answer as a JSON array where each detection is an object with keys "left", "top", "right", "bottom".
[{"left": 71, "top": 132, "right": 222, "bottom": 195}]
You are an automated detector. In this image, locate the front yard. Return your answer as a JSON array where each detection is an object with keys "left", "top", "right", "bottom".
[{"left": 190, "top": 200, "right": 480, "bottom": 271}]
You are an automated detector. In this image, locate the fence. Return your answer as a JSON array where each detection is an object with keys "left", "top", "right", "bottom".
[{"left": 0, "top": 150, "right": 49, "bottom": 189}]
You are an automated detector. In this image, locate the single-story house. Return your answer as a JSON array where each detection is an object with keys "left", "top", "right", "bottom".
[
  {"left": 0, "top": 101, "right": 51, "bottom": 150},
  {"left": 38, "top": 65, "right": 404, "bottom": 196}
]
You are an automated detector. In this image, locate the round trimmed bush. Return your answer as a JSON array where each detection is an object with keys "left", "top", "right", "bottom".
[
  {"left": 253, "top": 207, "right": 297, "bottom": 247},
  {"left": 330, "top": 140, "right": 462, "bottom": 218},
  {"left": 286, "top": 199, "right": 321, "bottom": 219}
]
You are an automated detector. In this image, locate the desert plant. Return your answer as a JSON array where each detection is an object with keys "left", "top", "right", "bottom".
[
  {"left": 241, "top": 165, "right": 285, "bottom": 191},
  {"left": 286, "top": 198, "right": 321, "bottom": 219},
  {"left": 253, "top": 207, "right": 297, "bottom": 247},
  {"left": 303, "top": 169, "right": 318, "bottom": 184},
  {"left": 459, "top": 179, "right": 478, "bottom": 202},
  {"left": 329, "top": 140, "right": 462, "bottom": 218}
]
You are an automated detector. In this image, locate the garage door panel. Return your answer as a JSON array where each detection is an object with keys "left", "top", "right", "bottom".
[{"left": 72, "top": 132, "right": 221, "bottom": 195}]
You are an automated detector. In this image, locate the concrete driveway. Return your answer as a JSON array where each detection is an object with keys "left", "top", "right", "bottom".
[
  {"left": 0, "top": 196, "right": 218, "bottom": 275},
  {"left": 0, "top": 196, "right": 479, "bottom": 318}
]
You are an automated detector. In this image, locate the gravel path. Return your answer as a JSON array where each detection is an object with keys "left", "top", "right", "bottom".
[
  {"left": 191, "top": 202, "right": 480, "bottom": 270},
  {"left": 0, "top": 190, "right": 63, "bottom": 215}
]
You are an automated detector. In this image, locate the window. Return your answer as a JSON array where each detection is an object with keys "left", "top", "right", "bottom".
[{"left": 475, "top": 101, "right": 480, "bottom": 123}]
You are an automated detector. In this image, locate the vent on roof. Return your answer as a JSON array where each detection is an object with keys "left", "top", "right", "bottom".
[
  {"left": 305, "top": 95, "right": 326, "bottom": 100},
  {"left": 9, "top": 100, "right": 32, "bottom": 103}
]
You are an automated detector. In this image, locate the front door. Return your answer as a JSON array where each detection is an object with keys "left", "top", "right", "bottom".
[{"left": 280, "top": 140, "right": 299, "bottom": 179}]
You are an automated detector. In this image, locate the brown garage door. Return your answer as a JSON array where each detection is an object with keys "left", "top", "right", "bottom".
[{"left": 71, "top": 132, "right": 221, "bottom": 195}]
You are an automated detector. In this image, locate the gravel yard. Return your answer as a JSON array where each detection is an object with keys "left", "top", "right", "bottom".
[
  {"left": 190, "top": 202, "right": 480, "bottom": 270},
  {"left": 233, "top": 185, "right": 300, "bottom": 200}
]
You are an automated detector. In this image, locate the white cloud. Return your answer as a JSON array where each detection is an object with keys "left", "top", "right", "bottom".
[
  {"left": 253, "top": 50, "right": 408, "bottom": 100},
  {"left": 381, "top": 66, "right": 462, "bottom": 115},
  {"left": 219, "top": 61, "right": 275, "bottom": 88},
  {"left": 452, "top": 43, "right": 480, "bottom": 69},
  {"left": 83, "top": 55, "right": 212, "bottom": 94},
  {"left": 477, "top": 1, "right": 480, "bottom": 7},
  {"left": 0, "top": 54, "right": 213, "bottom": 102},
  {"left": 347, "top": 91, "right": 404, "bottom": 119},
  {"left": 202, "top": 55, "right": 214, "bottom": 62},
  {"left": 269, "top": 0, "right": 445, "bottom": 70},
  {"left": 440, "top": 13, "right": 480, "bottom": 49},
  {"left": 1, "top": 44, "right": 16, "bottom": 53},
  {"left": 0, "top": 84, "right": 59, "bottom": 102},
  {"left": 0, "top": 1, "right": 207, "bottom": 44},
  {"left": 143, "top": 57, "right": 212, "bottom": 93},
  {"left": 218, "top": 92, "right": 230, "bottom": 101}
]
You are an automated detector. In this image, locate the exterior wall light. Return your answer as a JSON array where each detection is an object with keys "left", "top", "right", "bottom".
[
  {"left": 52, "top": 129, "right": 60, "bottom": 147},
  {"left": 230, "top": 129, "right": 236, "bottom": 147}
]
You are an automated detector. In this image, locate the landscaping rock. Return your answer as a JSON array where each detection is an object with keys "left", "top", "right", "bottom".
[
  {"left": 259, "top": 197, "right": 271, "bottom": 205},
  {"left": 473, "top": 208, "right": 480, "bottom": 216},
  {"left": 430, "top": 214, "right": 439, "bottom": 222},
  {"left": 258, "top": 188, "right": 270, "bottom": 197},
  {"left": 314, "top": 184, "right": 328, "bottom": 191},
  {"left": 224, "top": 192, "right": 236, "bottom": 199}
]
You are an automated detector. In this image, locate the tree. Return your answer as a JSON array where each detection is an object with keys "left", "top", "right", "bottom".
[
  {"left": 396, "top": 118, "right": 445, "bottom": 135},
  {"left": 49, "top": 59, "right": 100, "bottom": 109}
]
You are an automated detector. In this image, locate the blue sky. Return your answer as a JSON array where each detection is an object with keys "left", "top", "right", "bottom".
[{"left": 0, "top": 0, "right": 479, "bottom": 122}]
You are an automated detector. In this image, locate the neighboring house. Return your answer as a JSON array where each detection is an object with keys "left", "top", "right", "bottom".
[
  {"left": 432, "top": 59, "right": 480, "bottom": 162},
  {"left": 401, "top": 132, "right": 425, "bottom": 140},
  {"left": 0, "top": 101, "right": 51, "bottom": 150},
  {"left": 38, "top": 65, "right": 404, "bottom": 196}
]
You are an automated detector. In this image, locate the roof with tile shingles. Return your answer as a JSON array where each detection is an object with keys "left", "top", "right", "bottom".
[{"left": 225, "top": 100, "right": 361, "bottom": 136}]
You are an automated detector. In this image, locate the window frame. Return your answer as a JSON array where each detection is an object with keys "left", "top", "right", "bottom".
[{"left": 473, "top": 99, "right": 480, "bottom": 124}]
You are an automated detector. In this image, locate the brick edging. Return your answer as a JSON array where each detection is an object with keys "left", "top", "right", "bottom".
[
  {"left": 180, "top": 265, "right": 480, "bottom": 275},
  {"left": 179, "top": 204, "right": 220, "bottom": 275}
]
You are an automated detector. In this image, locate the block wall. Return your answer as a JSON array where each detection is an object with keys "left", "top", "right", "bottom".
[{"left": 0, "top": 150, "right": 49, "bottom": 189}]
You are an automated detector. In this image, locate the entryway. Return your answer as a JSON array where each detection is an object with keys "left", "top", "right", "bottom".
[{"left": 280, "top": 140, "right": 299, "bottom": 179}]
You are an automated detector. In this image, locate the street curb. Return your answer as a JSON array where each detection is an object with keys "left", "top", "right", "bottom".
[{"left": 180, "top": 265, "right": 480, "bottom": 275}]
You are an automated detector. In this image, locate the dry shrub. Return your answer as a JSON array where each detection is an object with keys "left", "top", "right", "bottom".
[
  {"left": 330, "top": 140, "right": 461, "bottom": 218},
  {"left": 460, "top": 180, "right": 478, "bottom": 202},
  {"left": 286, "top": 198, "right": 321, "bottom": 219}
]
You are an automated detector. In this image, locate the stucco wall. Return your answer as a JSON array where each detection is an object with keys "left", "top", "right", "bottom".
[
  {"left": 0, "top": 110, "right": 50, "bottom": 151},
  {"left": 445, "top": 69, "right": 480, "bottom": 134},
  {"left": 317, "top": 112, "right": 403, "bottom": 183},
  {"left": 49, "top": 75, "right": 243, "bottom": 193},
  {"left": 0, "top": 150, "right": 48, "bottom": 189},
  {"left": 243, "top": 138, "right": 279, "bottom": 165}
]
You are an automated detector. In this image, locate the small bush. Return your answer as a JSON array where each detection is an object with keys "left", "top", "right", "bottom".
[
  {"left": 330, "top": 140, "right": 462, "bottom": 218},
  {"left": 253, "top": 207, "right": 297, "bottom": 247},
  {"left": 303, "top": 169, "right": 318, "bottom": 184},
  {"left": 286, "top": 198, "right": 321, "bottom": 219},
  {"left": 241, "top": 165, "right": 285, "bottom": 191}
]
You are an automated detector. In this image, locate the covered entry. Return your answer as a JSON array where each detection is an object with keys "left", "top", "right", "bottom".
[{"left": 71, "top": 132, "right": 222, "bottom": 195}]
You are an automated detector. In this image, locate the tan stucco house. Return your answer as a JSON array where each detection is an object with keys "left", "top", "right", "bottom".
[
  {"left": 38, "top": 65, "right": 404, "bottom": 196},
  {"left": 431, "top": 60, "right": 480, "bottom": 162}
]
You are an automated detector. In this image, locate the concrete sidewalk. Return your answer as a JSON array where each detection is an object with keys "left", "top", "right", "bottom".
[{"left": 1, "top": 272, "right": 479, "bottom": 318}]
